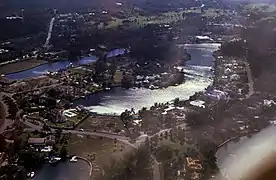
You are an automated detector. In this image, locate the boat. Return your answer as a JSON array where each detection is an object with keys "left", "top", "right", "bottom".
[
  {"left": 27, "top": 172, "right": 35, "bottom": 178},
  {"left": 49, "top": 157, "right": 61, "bottom": 165},
  {"left": 69, "top": 156, "right": 78, "bottom": 162}
]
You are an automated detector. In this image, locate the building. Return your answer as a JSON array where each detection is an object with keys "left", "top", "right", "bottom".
[
  {"left": 195, "top": 36, "right": 214, "bottom": 43},
  {"left": 28, "top": 135, "right": 56, "bottom": 147},
  {"left": 28, "top": 138, "right": 46, "bottom": 146},
  {"left": 186, "top": 157, "right": 203, "bottom": 172},
  {"left": 190, "top": 100, "right": 205, "bottom": 108},
  {"left": 62, "top": 109, "right": 77, "bottom": 118}
]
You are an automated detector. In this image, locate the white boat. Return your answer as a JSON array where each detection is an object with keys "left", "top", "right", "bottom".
[
  {"left": 30, "top": 172, "right": 35, "bottom": 178},
  {"left": 70, "top": 156, "right": 78, "bottom": 162},
  {"left": 27, "top": 172, "right": 35, "bottom": 178},
  {"left": 49, "top": 157, "right": 61, "bottom": 164}
]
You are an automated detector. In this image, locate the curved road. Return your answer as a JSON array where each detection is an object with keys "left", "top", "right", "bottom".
[
  {"left": 245, "top": 62, "right": 254, "bottom": 99},
  {"left": 22, "top": 120, "right": 130, "bottom": 141},
  {"left": 44, "top": 17, "right": 55, "bottom": 47}
]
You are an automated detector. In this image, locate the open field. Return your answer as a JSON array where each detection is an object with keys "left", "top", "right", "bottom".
[
  {"left": 0, "top": 59, "right": 46, "bottom": 74},
  {"left": 67, "top": 135, "right": 133, "bottom": 168},
  {"left": 78, "top": 115, "right": 125, "bottom": 134},
  {"left": 104, "top": 8, "right": 229, "bottom": 29},
  {"left": 113, "top": 70, "right": 123, "bottom": 84}
]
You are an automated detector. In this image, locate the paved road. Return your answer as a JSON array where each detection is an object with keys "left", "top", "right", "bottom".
[
  {"left": 44, "top": 17, "right": 55, "bottom": 47},
  {"left": 22, "top": 120, "right": 130, "bottom": 142},
  {"left": 245, "top": 62, "right": 254, "bottom": 99},
  {"left": 14, "top": 82, "right": 63, "bottom": 95}
]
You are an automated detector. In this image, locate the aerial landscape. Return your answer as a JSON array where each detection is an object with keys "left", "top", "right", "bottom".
[{"left": 1, "top": 0, "right": 276, "bottom": 179}]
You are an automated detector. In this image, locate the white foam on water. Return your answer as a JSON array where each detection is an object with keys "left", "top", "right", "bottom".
[
  {"left": 33, "top": 70, "right": 49, "bottom": 75},
  {"left": 86, "top": 74, "right": 212, "bottom": 115},
  {"left": 81, "top": 43, "right": 220, "bottom": 115}
]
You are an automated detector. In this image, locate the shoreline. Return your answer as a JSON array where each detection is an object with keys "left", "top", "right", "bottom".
[
  {"left": 0, "top": 60, "right": 48, "bottom": 75},
  {"left": 3, "top": 57, "right": 81, "bottom": 76},
  {"left": 5, "top": 63, "right": 48, "bottom": 75},
  {"left": 76, "top": 156, "right": 93, "bottom": 179},
  {"left": 72, "top": 43, "right": 219, "bottom": 115}
]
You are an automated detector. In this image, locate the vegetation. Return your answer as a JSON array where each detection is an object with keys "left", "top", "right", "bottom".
[{"left": 97, "top": 141, "right": 152, "bottom": 180}]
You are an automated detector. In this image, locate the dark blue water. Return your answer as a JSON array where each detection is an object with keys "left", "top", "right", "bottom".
[
  {"left": 33, "top": 161, "right": 89, "bottom": 180},
  {"left": 6, "top": 48, "right": 126, "bottom": 80}
]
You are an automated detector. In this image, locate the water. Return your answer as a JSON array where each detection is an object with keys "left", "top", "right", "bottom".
[
  {"left": 6, "top": 48, "right": 126, "bottom": 80},
  {"left": 33, "top": 161, "right": 89, "bottom": 180},
  {"left": 74, "top": 43, "right": 221, "bottom": 115}
]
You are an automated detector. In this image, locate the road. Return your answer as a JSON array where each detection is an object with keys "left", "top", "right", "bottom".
[
  {"left": 22, "top": 117, "right": 186, "bottom": 180},
  {"left": 44, "top": 17, "right": 55, "bottom": 47},
  {"left": 14, "top": 82, "right": 63, "bottom": 95},
  {"left": 245, "top": 62, "right": 254, "bottom": 99},
  {"left": 0, "top": 93, "right": 15, "bottom": 134},
  {"left": 22, "top": 119, "right": 131, "bottom": 142}
]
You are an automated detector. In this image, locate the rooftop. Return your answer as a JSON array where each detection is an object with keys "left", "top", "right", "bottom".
[{"left": 28, "top": 138, "right": 46, "bottom": 145}]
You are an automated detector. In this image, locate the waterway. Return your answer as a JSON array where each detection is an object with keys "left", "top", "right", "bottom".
[
  {"left": 74, "top": 43, "right": 221, "bottom": 115},
  {"left": 6, "top": 48, "right": 126, "bottom": 80},
  {"left": 33, "top": 160, "right": 89, "bottom": 180}
]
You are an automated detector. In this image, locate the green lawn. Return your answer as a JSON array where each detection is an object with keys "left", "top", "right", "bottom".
[
  {"left": 114, "top": 70, "right": 123, "bottom": 84},
  {"left": 67, "top": 135, "right": 132, "bottom": 167},
  {"left": 102, "top": 8, "right": 226, "bottom": 30}
]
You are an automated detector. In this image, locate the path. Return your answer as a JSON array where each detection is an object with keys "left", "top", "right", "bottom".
[
  {"left": 14, "top": 82, "right": 63, "bottom": 95},
  {"left": 245, "top": 62, "right": 254, "bottom": 99},
  {"left": 22, "top": 120, "right": 130, "bottom": 141},
  {"left": 0, "top": 93, "right": 15, "bottom": 134},
  {"left": 44, "top": 17, "right": 55, "bottom": 48},
  {"left": 76, "top": 156, "right": 93, "bottom": 180}
]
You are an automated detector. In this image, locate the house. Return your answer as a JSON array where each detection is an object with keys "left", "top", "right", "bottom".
[
  {"left": 28, "top": 138, "right": 46, "bottom": 146},
  {"left": 190, "top": 100, "right": 205, "bottom": 108},
  {"left": 186, "top": 157, "right": 203, "bottom": 171},
  {"left": 195, "top": 36, "right": 214, "bottom": 43},
  {"left": 45, "top": 135, "right": 56, "bottom": 145},
  {"left": 28, "top": 135, "right": 56, "bottom": 147}
]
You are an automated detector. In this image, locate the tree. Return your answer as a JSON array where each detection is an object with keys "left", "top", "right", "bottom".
[
  {"left": 0, "top": 135, "right": 7, "bottom": 152},
  {"left": 60, "top": 145, "right": 68, "bottom": 160},
  {"left": 174, "top": 98, "right": 180, "bottom": 106},
  {"left": 120, "top": 110, "right": 132, "bottom": 128},
  {"left": 42, "top": 124, "right": 51, "bottom": 132},
  {"left": 121, "top": 74, "right": 133, "bottom": 89},
  {"left": 55, "top": 129, "right": 62, "bottom": 142}
]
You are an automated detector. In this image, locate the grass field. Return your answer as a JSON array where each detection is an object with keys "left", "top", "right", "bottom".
[
  {"left": 158, "top": 138, "right": 192, "bottom": 152},
  {"left": 67, "top": 135, "right": 133, "bottom": 167},
  {"left": 114, "top": 70, "right": 123, "bottom": 84},
  {"left": 0, "top": 59, "right": 46, "bottom": 75},
  {"left": 103, "top": 8, "right": 227, "bottom": 29}
]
